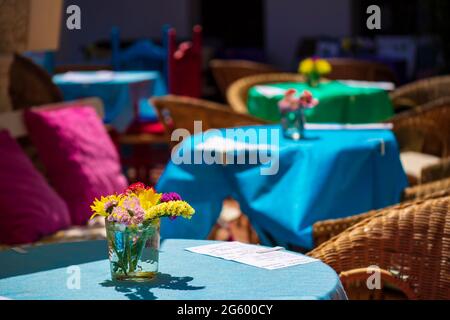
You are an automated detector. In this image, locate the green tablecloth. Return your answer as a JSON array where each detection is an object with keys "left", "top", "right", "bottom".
[{"left": 247, "top": 81, "right": 394, "bottom": 123}]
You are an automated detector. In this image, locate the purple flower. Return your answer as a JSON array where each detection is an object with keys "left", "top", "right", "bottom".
[{"left": 161, "top": 192, "right": 182, "bottom": 203}]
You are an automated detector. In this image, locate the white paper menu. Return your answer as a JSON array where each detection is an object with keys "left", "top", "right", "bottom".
[{"left": 185, "top": 241, "right": 318, "bottom": 270}]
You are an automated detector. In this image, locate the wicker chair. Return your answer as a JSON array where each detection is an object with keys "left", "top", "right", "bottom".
[
  {"left": 326, "top": 58, "right": 397, "bottom": 83},
  {"left": 152, "top": 95, "right": 268, "bottom": 143},
  {"left": 389, "top": 97, "right": 450, "bottom": 155},
  {"left": 390, "top": 75, "right": 450, "bottom": 111},
  {"left": 312, "top": 177, "right": 450, "bottom": 247},
  {"left": 8, "top": 53, "right": 63, "bottom": 110},
  {"left": 226, "top": 72, "right": 306, "bottom": 114},
  {"left": 309, "top": 196, "right": 450, "bottom": 299},
  {"left": 421, "top": 157, "right": 450, "bottom": 184},
  {"left": 210, "top": 59, "right": 276, "bottom": 98},
  {"left": 388, "top": 97, "right": 450, "bottom": 184}
]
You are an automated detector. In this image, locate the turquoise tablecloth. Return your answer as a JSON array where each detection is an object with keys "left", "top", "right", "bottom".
[
  {"left": 0, "top": 240, "right": 346, "bottom": 300},
  {"left": 247, "top": 81, "right": 394, "bottom": 123},
  {"left": 158, "top": 125, "right": 408, "bottom": 249},
  {"left": 53, "top": 71, "right": 167, "bottom": 132}
]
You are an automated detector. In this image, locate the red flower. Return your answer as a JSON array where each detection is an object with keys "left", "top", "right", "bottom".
[{"left": 125, "top": 182, "right": 147, "bottom": 194}]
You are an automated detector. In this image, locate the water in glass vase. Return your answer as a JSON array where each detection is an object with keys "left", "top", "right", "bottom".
[
  {"left": 106, "top": 219, "right": 160, "bottom": 282},
  {"left": 281, "top": 108, "right": 306, "bottom": 140}
]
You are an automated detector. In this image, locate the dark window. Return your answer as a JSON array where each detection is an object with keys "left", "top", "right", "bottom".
[{"left": 200, "top": 0, "right": 264, "bottom": 48}]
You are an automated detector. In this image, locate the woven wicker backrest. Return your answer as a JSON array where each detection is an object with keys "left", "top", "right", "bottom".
[
  {"left": 326, "top": 58, "right": 397, "bottom": 83},
  {"left": 309, "top": 196, "right": 450, "bottom": 299},
  {"left": 152, "top": 95, "right": 268, "bottom": 144},
  {"left": 210, "top": 59, "right": 276, "bottom": 98},
  {"left": 403, "top": 177, "right": 450, "bottom": 202},
  {"left": 388, "top": 97, "right": 450, "bottom": 157},
  {"left": 312, "top": 178, "right": 450, "bottom": 247},
  {"left": 421, "top": 157, "right": 450, "bottom": 184},
  {"left": 8, "top": 54, "right": 63, "bottom": 111},
  {"left": 226, "top": 72, "right": 306, "bottom": 114},
  {"left": 390, "top": 75, "right": 450, "bottom": 110}
]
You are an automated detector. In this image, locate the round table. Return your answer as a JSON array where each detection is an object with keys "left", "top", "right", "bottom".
[
  {"left": 158, "top": 125, "right": 408, "bottom": 249},
  {"left": 53, "top": 71, "right": 167, "bottom": 132},
  {"left": 0, "top": 240, "right": 346, "bottom": 300},
  {"left": 247, "top": 80, "right": 394, "bottom": 123}
]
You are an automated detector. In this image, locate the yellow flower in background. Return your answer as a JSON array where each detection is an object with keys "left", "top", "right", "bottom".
[
  {"left": 90, "top": 194, "right": 123, "bottom": 219},
  {"left": 299, "top": 58, "right": 314, "bottom": 74},
  {"left": 298, "top": 58, "right": 331, "bottom": 76},
  {"left": 145, "top": 201, "right": 195, "bottom": 220},
  {"left": 315, "top": 59, "right": 331, "bottom": 75}
]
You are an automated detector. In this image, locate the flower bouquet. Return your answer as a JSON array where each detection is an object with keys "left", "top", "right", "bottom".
[
  {"left": 90, "top": 183, "right": 195, "bottom": 282},
  {"left": 298, "top": 57, "right": 331, "bottom": 87},
  {"left": 278, "top": 89, "right": 318, "bottom": 140}
]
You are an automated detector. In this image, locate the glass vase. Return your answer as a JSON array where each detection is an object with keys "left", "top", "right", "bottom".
[
  {"left": 281, "top": 108, "right": 306, "bottom": 140},
  {"left": 307, "top": 72, "right": 320, "bottom": 87},
  {"left": 105, "top": 219, "right": 160, "bottom": 282}
]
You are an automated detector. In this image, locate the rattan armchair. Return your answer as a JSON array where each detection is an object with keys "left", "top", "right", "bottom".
[
  {"left": 226, "top": 72, "right": 306, "bottom": 114},
  {"left": 152, "top": 95, "right": 268, "bottom": 144},
  {"left": 421, "top": 157, "right": 450, "bottom": 184},
  {"left": 8, "top": 53, "right": 63, "bottom": 110},
  {"left": 326, "top": 58, "right": 397, "bottom": 83},
  {"left": 390, "top": 75, "right": 450, "bottom": 111},
  {"left": 312, "top": 177, "right": 450, "bottom": 247},
  {"left": 389, "top": 97, "right": 450, "bottom": 158},
  {"left": 210, "top": 59, "right": 276, "bottom": 98},
  {"left": 309, "top": 196, "right": 450, "bottom": 299}
]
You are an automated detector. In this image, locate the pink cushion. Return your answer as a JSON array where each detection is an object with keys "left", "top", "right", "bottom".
[
  {"left": 0, "top": 130, "right": 71, "bottom": 245},
  {"left": 24, "top": 105, "right": 128, "bottom": 225}
]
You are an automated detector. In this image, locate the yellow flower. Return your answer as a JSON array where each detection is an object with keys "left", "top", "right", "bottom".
[
  {"left": 90, "top": 194, "right": 123, "bottom": 219},
  {"left": 316, "top": 59, "right": 331, "bottom": 75},
  {"left": 144, "top": 201, "right": 195, "bottom": 220},
  {"left": 138, "top": 188, "right": 162, "bottom": 210},
  {"left": 298, "top": 58, "right": 314, "bottom": 74}
]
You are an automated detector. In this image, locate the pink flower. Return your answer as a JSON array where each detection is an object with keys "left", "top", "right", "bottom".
[
  {"left": 122, "top": 196, "right": 145, "bottom": 225},
  {"left": 111, "top": 206, "right": 132, "bottom": 225},
  {"left": 299, "top": 90, "right": 319, "bottom": 109},
  {"left": 278, "top": 88, "right": 299, "bottom": 112}
]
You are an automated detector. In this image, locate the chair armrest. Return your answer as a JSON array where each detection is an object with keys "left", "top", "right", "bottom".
[
  {"left": 421, "top": 157, "right": 450, "bottom": 184},
  {"left": 312, "top": 211, "right": 375, "bottom": 247},
  {"left": 339, "top": 268, "right": 418, "bottom": 300}
]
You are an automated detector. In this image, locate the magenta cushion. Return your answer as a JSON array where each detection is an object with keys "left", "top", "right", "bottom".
[
  {"left": 0, "top": 130, "right": 71, "bottom": 245},
  {"left": 24, "top": 105, "right": 127, "bottom": 225}
]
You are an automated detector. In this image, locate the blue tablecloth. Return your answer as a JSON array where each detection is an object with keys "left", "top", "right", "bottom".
[
  {"left": 0, "top": 240, "right": 346, "bottom": 300},
  {"left": 158, "top": 125, "right": 408, "bottom": 249},
  {"left": 53, "top": 71, "right": 167, "bottom": 132}
]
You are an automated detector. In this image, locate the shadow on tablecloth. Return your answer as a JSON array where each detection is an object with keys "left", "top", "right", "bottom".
[{"left": 99, "top": 273, "right": 205, "bottom": 300}]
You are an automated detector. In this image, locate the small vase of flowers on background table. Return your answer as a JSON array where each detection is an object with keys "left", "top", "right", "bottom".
[
  {"left": 298, "top": 57, "right": 331, "bottom": 87},
  {"left": 90, "top": 182, "right": 195, "bottom": 282},
  {"left": 278, "top": 89, "right": 318, "bottom": 140}
]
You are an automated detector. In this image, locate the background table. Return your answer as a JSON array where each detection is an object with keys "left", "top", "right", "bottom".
[
  {"left": 53, "top": 71, "right": 167, "bottom": 132},
  {"left": 0, "top": 240, "right": 346, "bottom": 300},
  {"left": 247, "top": 81, "right": 394, "bottom": 123},
  {"left": 158, "top": 125, "right": 408, "bottom": 249}
]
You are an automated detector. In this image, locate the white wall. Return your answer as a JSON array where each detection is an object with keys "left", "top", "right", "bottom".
[
  {"left": 264, "top": 0, "right": 352, "bottom": 70},
  {"left": 57, "top": 0, "right": 192, "bottom": 63}
]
